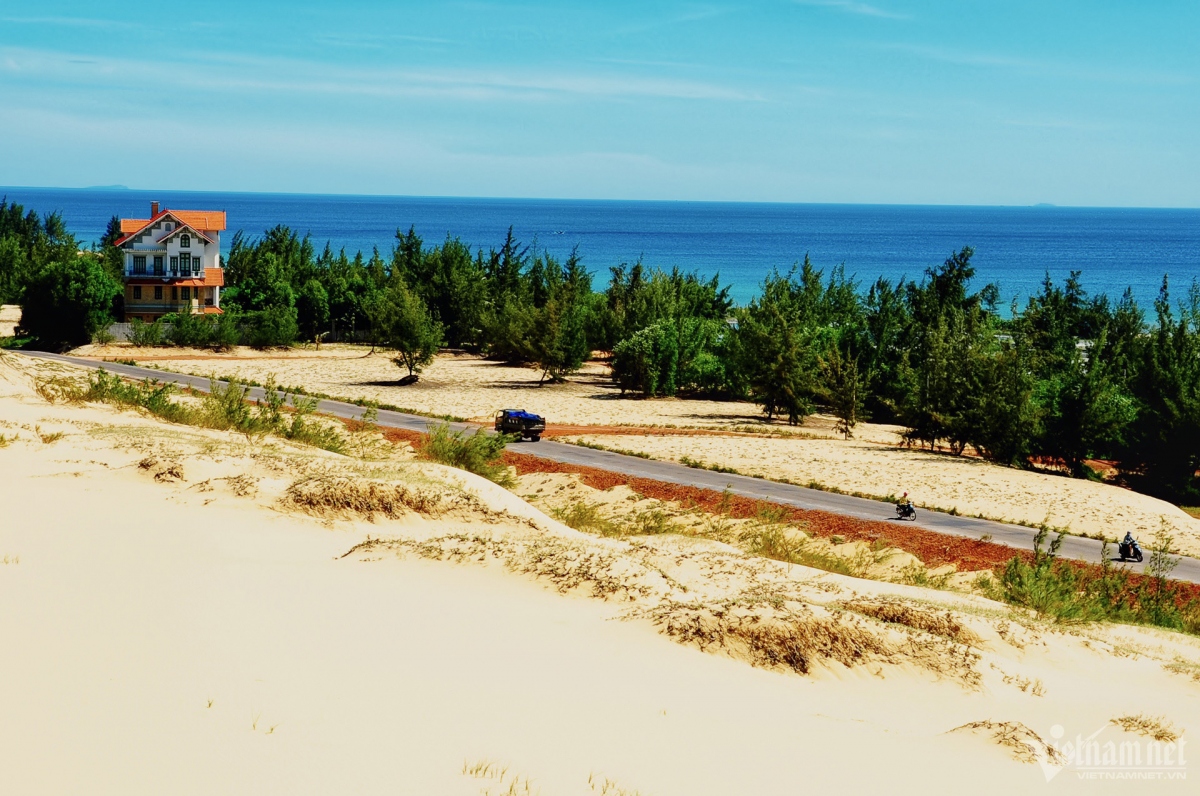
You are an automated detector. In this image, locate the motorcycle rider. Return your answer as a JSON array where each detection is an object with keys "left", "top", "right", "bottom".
[
  {"left": 1121, "top": 531, "right": 1137, "bottom": 554},
  {"left": 897, "top": 491, "right": 915, "bottom": 518}
]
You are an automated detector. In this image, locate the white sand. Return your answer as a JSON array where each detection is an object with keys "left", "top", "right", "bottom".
[
  {"left": 562, "top": 433, "right": 1200, "bottom": 558},
  {"left": 3, "top": 351, "right": 1198, "bottom": 794},
  {"left": 0, "top": 304, "right": 18, "bottom": 337}
]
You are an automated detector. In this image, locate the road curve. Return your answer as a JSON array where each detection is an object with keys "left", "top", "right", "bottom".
[{"left": 20, "top": 350, "right": 1200, "bottom": 586}]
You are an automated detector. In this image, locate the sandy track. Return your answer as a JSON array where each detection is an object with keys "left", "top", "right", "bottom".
[{"left": 0, "top": 304, "right": 18, "bottom": 337}]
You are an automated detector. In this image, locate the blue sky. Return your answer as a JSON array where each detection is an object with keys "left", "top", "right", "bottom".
[{"left": 2, "top": 1, "right": 1197, "bottom": 205}]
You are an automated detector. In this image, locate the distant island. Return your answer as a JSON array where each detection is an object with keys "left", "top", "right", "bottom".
[{"left": 82, "top": 185, "right": 131, "bottom": 191}]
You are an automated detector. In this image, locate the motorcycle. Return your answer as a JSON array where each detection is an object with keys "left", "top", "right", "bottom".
[
  {"left": 1118, "top": 538, "right": 1144, "bottom": 563},
  {"left": 896, "top": 501, "right": 916, "bottom": 521}
]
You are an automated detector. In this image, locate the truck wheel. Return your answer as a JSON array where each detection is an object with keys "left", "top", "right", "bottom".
[{"left": 530, "top": 435, "right": 541, "bottom": 442}]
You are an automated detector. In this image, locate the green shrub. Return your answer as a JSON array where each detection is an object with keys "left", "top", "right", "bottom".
[
  {"left": 611, "top": 321, "right": 678, "bottom": 396},
  {"left": 244, "top": 306, "right": 298, "bottom": 348},
  {"left": 988, "top": 525, "right": 1199, "bottom": 635},
  {"left": 418, "top": 423, "right": 516, "bottom": 486},
  {"left": 163, "top": 311, "right": 243, "bottom": 351},
  {"left": 127, "top": 318, "right": 166, "bottom": 347},
  {"left": 19, "top": 255, "right": 121, "bottom": 349}
]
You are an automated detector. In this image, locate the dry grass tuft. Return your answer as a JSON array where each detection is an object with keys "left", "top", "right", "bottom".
[
  {"left": 1164, "top": 658, "right": 1200, "bottom": 684},
  {"left": 1112, "top": 714, "right": 1180, "bottom": 742},
  {"left": 34, "top": 425, "right": 64, "bottom": 444},
  {"left": 740, "top": 526, "right": 860, "bottom": 576},
  {"left": 221, "top": 474, "right": 259, "bottom": 498},
  {"left": 588, "top": 773, "right": 644, "bottom": 796},
  {"left": 553, "top": 501, "right": 623, "bottom": 536},
  {"left": 283, "top": 475, "right": 448, "bottom": 519},
  {"left": 648, "top": 601, "right": 893, "bottom": 675},
  {"left": 842, "top": 598, "right": 982, "bottom": 646},
  {"left": 949, "top": 720, "right": 1064, "bottom": 765},
  {"left": 33, "top": 376, "right": 87, "bottom": 404},
  {"left": 552, "top": 500, "right": 679, "bottom": 539},
  {"left": 138, "top": 456, "right": 184, "bottom": 482},
  {"left": 461, "top": 759, "right": 536, "bottom": 795}
]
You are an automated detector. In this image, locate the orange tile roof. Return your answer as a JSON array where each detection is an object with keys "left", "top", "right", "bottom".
[
  {"left": 171, "top": 211, "right": 226, "bottom": 232},
  {"left": 204, "top": 268, "right": 225, "bottom": 287},
  {"left": 115, "top": 209, "right": 227, "bottom": 245}
]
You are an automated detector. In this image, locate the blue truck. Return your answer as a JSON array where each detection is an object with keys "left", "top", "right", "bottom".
[{"left": 494, "top": 409, "right": 546, "bottom": 442}]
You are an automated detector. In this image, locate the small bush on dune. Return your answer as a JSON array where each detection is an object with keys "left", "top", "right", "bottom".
[
  {"left": 65, "top": 368, "right": 346, "bottom": 453},
  {"left": 83, "top": 369, "right": 195, "bottom": 424},
  {"left": 418, "top": 423, "right": 516, "bottom": 487},
  {"left": 127, "top": 318, "right": 166, "bottom": 347},
  {"left": 552, "top": 501, "right": 623, "bottom": 536}
]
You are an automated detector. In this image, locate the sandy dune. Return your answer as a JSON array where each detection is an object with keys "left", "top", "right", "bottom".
[{"left": 2, "top": 351, "right": 1198, "bottom": 793}]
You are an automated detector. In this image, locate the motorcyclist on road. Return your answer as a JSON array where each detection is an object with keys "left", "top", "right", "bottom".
[
  {"left": 899, "top": 491, "right": 913, "bottom": 510},
  {"left": 1123, "top": 531, "right": 1135, "bottom": 546}
]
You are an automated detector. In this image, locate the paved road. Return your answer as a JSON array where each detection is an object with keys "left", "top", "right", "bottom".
[{"left": 21, "top": 350, "right": 1200, "bottom": 585}]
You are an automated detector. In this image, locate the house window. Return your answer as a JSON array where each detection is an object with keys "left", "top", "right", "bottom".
[
  {"left": 193, "top": 257, "right": 202, "bottom": 275},
  {"left": 153, "top": 255, "right": 164, "bottom": 275},
  {"left": 171, "top": 287, "right": 178, "bottom": 301},
  {"left": 180, "top": 233, "right": 190, "bottom": 248},
  {"left": 132, "top": 286, "right": 142, "bottom": 300},
  {"left": 179, "top": 253, "right": 191, "bottom": 272},
  {"left": 181, "top": 286, "right": 191, "bottom": 301},
  {"left": 154, "top": 286, "right": 163, "bottom": 300},
  {"left": 170, "top": 256, "right": 179, "bottom": 274},
  {"left": 132, "top": 255, "right": 146, "bottom": 274}
]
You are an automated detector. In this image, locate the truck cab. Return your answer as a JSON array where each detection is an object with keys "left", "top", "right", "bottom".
[{"left": 494, "top": 409, "right": 546, "bottom": 441}]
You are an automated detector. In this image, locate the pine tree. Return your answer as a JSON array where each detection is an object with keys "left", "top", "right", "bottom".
[{"left": 819, "top": 345, "right": 864, "bottom": 439}]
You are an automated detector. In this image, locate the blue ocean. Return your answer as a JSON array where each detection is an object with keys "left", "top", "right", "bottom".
[{"left": 4, "top": 186, "right": 1198, "bottom": 309}]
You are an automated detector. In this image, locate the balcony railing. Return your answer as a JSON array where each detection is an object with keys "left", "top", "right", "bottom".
[{"left": 125, "top": 267, "right": 206, "bottom": 279}]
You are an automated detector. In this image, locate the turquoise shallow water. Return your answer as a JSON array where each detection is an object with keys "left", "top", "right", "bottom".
[{"left": 4, "top": 187, "right": 1198, "bottom": 309}]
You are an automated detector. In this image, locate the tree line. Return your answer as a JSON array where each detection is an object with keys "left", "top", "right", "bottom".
[{"left": 2, "top": 197, "right": 1197, "bottom": 503}]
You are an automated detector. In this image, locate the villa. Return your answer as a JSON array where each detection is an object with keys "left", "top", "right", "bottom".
[{"left": 113, "top": 201, "right": 226, "bottom": 322}]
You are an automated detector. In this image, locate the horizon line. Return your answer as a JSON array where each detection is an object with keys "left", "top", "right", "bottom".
[{"left": 3, "top": 184, "right": 1198, "bottom": 213}]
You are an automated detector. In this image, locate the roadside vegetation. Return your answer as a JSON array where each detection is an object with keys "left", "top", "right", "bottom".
[
  {"left": 4, "top": 196, "right": 1200, "bottom": 503},
  {"left": 983, "top": 525, "right": 1200, "bottom": 636},
  {"left": 36, "top": 369, "right": 346, "bottom": 453},
  {"left": 417, "top": 423, "right": 516, "bottom": 487}
]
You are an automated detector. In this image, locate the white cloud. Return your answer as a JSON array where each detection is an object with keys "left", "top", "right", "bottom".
[
  {"left": 792, "top": 1, "right": 908, "bottom": 20},
  {"left": 0, "top": 16, "right": 138, "bottom": 29},
  {"left": 0, "top": 46, "right": 763, "bottom": 103}
]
